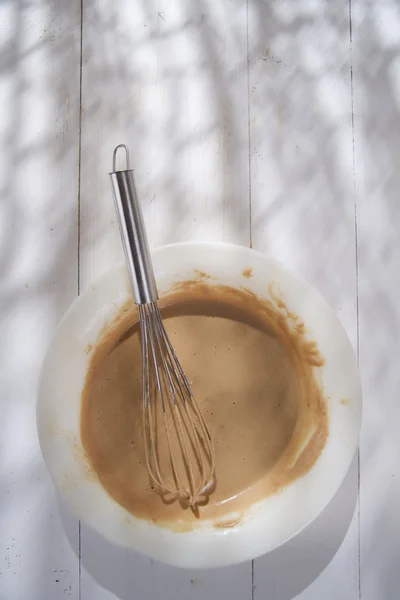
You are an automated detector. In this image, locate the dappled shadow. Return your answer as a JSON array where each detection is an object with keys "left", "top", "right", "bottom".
[
  {"left": 352, "top": 1, "right": 400, "bottom": 599},
  {"left": 247, "top": 0, "right": 358, "bottom": 349},
  {"left": 78, "top": 0, "right": 250, "bottom": 288},
  {"left": 0, "top": 0, "right": 81, "bottom": 597},
  {"left": 5, "top": 0, "right": 399, "bottom": 597}
]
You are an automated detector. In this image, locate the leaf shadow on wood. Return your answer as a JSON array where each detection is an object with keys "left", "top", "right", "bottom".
[
  {"left": 352, "top": 2, "right": 400, "bottom": 599},
  {"left": 79, "top": 0, "right": 251, "bottom": 288},
  {"left": 0, "top": 0, "right": 81, "bottom": 598},
  {"left": 246, "top": 0, "right": 359, "bottom": 351}
]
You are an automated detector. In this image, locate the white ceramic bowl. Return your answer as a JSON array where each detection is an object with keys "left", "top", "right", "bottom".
[{"left": 37, "top": 242, "right": 361, "bottom": 568}]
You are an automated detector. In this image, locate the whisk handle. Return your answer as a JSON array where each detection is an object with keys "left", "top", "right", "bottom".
[{"left": 110, "top": 145, "right": 158, "bottom": 304}]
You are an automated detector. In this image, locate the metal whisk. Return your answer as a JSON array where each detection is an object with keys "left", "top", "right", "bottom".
[{"left": 110, "top": 145, "right": 215, "bottom": 508}]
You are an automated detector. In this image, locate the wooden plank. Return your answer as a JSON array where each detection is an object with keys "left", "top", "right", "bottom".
[
  {"left": 353, "top": 1, "right": 400, "bottom": 598},
  {"left": 79, "top": 0, "right": 250, "bottom": 289},
  {"left": 0, "top": 0, "right": 81, "bottom": 598},
  {"left": 248, "top": 1, "right": 360, "bottom": 598},
  {"left": 79, "top": 0, "right": 251, "bottom": 597}
]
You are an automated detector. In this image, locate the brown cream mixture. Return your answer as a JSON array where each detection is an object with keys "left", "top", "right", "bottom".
[{"left": 81, "top": 281, "right": 328, "bottom": 529}]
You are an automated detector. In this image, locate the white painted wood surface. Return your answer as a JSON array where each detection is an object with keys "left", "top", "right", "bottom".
[
  {"left": 1, "top": 0, "right": 399, "bottom": 597},
  {"left": 0, "top": 0, "right": 81, "bottom": 598}
]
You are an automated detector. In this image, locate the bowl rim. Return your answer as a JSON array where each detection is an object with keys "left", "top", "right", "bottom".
[{"left": 37, "top": 241, "right": 362, "bottom": 568}]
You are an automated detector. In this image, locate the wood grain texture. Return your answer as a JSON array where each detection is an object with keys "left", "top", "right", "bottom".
[
  {"left": 79, "top": 0, "right": 250, "bottom": 290},
  {"left": 353, "top": 1, "right": 400, "bottom": 598},
  {"left": 0, "top": 0, "right": 81, "bottom": 598}
]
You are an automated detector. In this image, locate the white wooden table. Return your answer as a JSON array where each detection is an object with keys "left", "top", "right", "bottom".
[{"left": 1, "top": 0, "right": 399, "bottom": 598}]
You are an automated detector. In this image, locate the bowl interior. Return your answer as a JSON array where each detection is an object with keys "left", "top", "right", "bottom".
[{"left": 37, "top": 242, "right": 361, "bottom": 568}]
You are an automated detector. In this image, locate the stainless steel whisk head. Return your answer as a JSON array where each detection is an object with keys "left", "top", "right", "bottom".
[
  {"left": 110, "top": 145, "right": 215, "bottom": 508},
  {"left": 139, "top": 302, "right": 215, "bottom": 507}
]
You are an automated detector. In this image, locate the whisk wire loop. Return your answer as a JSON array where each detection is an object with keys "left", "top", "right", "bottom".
[{"left": 139, "top": 302, "right": 215, "bottom": 506}]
